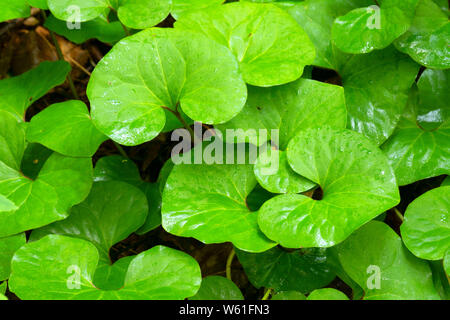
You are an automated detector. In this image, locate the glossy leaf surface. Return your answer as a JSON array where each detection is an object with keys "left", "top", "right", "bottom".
[
  {"left": 190, "top": 276, "right": 244, "bottom": 300},
  {"left": 0, "top": 61, "right": 70, "bottom": 120},
  {"left": 162, "top": 162, "right": 275, "bottom": 252},
  {"left": 175, "top": 2, "right": 315, "bottom": 86},
  {"left": 0, "top": 233, "right": 26, "bottom": 281},
  {"left": 88, "top": 28, "right": 246, "bottom": 145},
  {"left": 332, "top": 0, "right": 419, "bottom": 54},
  {"left": 10, "top": 235, "right": 202, "bottom": 299},
  {"left": 395, "top": 0, "right": 450, "bottom": 69},
  {"left": 259, "top": 127, "right": 399, "bottom": 248},
  {"left": 336, "top": 221, "right": 440, "bottom": 300},
  {"left": 401, "top": 186, "right": 450, "bottom": 260},
  {"left": 0, "top": 113, "right": 93, "bottom": 237},
  {"left": 235, "top": 246, "right": 335, "bottom": 293},
  {"left": 27, "top": 101, "right": 108, "bottom": 157},
  {"left": 382, "top": 70, "right": 449, "bottom": 186}
]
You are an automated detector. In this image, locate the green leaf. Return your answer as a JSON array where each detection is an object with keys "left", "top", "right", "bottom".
[
  {"left": 20, "top": 143, "right": 52, "bottom": 180},
  {"left": 401, "top": 186, "right": 450, "bottom": 260},
  {"left": 0, "top": 233, "right": 26, "bottom": 281},
  {"left": 339, "top": 46, "right": 420, "bottom": 145},
  {"left": 0, "top": 111, "right": 26, "bottom": 171},
  {"left": 416, "top": 68, "right": 449, "bottom": 131},
  {"left": 171, "top": 0, "right": 224, "bottom": 19},
  {"left": 0, "top": 112, "right": 93, "bottom": 237},
  {"left": 395, "top": 0, "right": 450, "bottom": 69},
  {"left": 271, "top": 291, "right": 306, "bottom": 300},
  {"left": 118, "top": 0, "right": 172, "bottom": 29},
  {"left": 175, "top": 2, "right": 315, "bottom": 86},
  {"left": 332, "top": 0, "right": 419, "bottom": 54},
  {"left": 254, "top": 149, "right": 315, "bottom": 194},
  {"left": 235, "top": 246, "right": 335, "bottom": 293},
  {"left": 26, "top": 100, "right": 108, "bottom": 157},
  {"left": 9, "top": 235, "right": 202, "bottom": 300},
  {"left": 278, "top": 4, "right": 420, "bottom": 145},
  {"left": 444, "top": 250, "right": 450, "bottom": 276},
  {"left": 87, "top": 28, "right": 246, "bottom": 146},
  {"left": 30, "top": 181, "right": 148, "bottom": 261},
  {"left": 278, "top": 0, "right": 372, "bottom": 69},
  {"left": 0, "top": 0, "right": 30, "bottom": 22},
  {"left": 189, "top": 276, "right": 244, "bottom": 300},
  {"left": 382, "top": 71, "right": 450, "bottom": 186},
  {"left": 93, "top": 155, "right": 162, "bottom": 234},
  {"left": 31, "top": 181, "right": 148, "bottom": 289},
  {"left": 162, "top": 162, "right": 275, "bottom": 252},
  {"left": 307, "top": 288, "right": 349, "bottom": 300},
  {"left": 217, "top": 78, "right": 346, "bottom": 149},
  {"left": 48, "top": 0, "right": 112, "bottom": 23},
  {"left": 442, "top": 176, "right": 450, "bottom": 187},
  {"left": 45, "top": 15, "right": 126, "bottom": 44},
  {"left": 336, "top": 221, "right": 440, "bottom": 300},
  {"left": 259, "top": 127, "right": 399, "bottom": 248},
  {"left": 0, "top": 281, "right": 6, "bottom": 295},
  {"left": 0, "top": 61, "right": 71, "bottom": 120},
  {"left": 27, "top": 0, "right": 48, "bottom": 9}
]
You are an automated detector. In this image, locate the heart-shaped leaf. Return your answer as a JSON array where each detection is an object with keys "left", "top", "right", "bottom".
[
  {"left": 335, "top": 221, "right": 440, "bottom": 300},
  {"left": 382, "top": 70, "right": 449, "bottom": 186},
  {"left": 0, "top": 111, "right": 26, "bottom": 171},
  {"left": 45, "top": 14, "right": 126, "bottom": 44},
  {"left": 401, "top": 186, "right": 450, "bottom": 260},
  {"left": 235, "top": 246, "right": 335, "bottom": 293},
  {"left": 26, "top": 100, "right": 108, "bottom": 157},
  {"left": 259, "top": 127, "right": 399, "bottom": 248},
  {"left": 0, "top": 61, "right": 71, "bottom": 120},
  {"left": 189, "top": 276, "right": 244, "bottom": 300},
  {"left": 306, "top": 288, "right": 349, "bottom": 300},
  {"left": 9, "top": 235, "right": 201, "bottom": 299},
  {"left": 162, "top": 161, "right": 275, "bottom": 252},
  {"left": 175, "top": 1, "right": 315, "bottom": 86},
  {"left": 30, "top": 181, "right": 148, "bottom": 288},
  {"left": 217, "top": 78, "right": 346, "bottom": 194},
  {"left": 339, "top": 46, "right": 420, "bottom": 145},
  {"left": 332, "top": 0, "right": 419, "bottom": 54},
  {"left": 1, "top": 0, "right": 29, "bottom": 22},
  {"left": 395, "top": 0, "right": 450, "bottom": 69},
  {"left": 93, "top": 156, "right": 162, "bottom": 234},
  {"left": 0, "top": 233, "right": 26, "bottom": 281},
  {"left": 31, "top": 181, "right": 148, "bottom": 260},
  {"left": 275, "top": 3, "right": 420, "bottom": 145},
  {"left": 0, "top": 113, "right": 93, "bottom": 237},
  {"left": 87, "top": 28, "right": 246, "bottom": 146},
  {"left": 277, "top": 0, "right": 372, "bottom": 69}
]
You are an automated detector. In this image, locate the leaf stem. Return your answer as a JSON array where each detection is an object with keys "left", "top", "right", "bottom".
[
  {"left": 374, "top": 0, "right": 380, "bottom": 6},
  {"left": 226, "top": 248, "right": 235, "bottom": 281},
  {"left": 394, "top": 207, "right": 404, "bottom": 222},
  {"left": 161, "top": 105, "right": 195, "bottom": 139},
  {"left": 108, "top": 6, "right": 130, "bottom": 36},
  {"left": 41, "top": 10, "right": 79, "bottom": 100},
  {"left": 113, "top": 141, "right": 129, "bottom": 158},
  {"left": 261, "top": 288, "right": 273, "bottom": 300}
]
